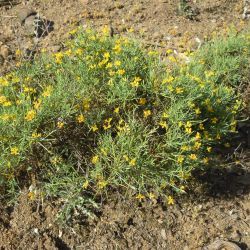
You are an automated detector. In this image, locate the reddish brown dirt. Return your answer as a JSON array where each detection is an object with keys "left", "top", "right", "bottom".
[
  {"left": 0, "top": 0, "right": 250, "bottom": 249},
  {"left": 0, "top": 166, "right": 249, "bottom": 250}
]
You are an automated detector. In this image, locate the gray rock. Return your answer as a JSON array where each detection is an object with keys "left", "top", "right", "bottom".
[
  {"left": 24, "top": 15, "right": 36, "bottom": 36},
  {"left": 203, "top": 240, "right": 241, "bottom": 250},
  {"left": 16, "top": 7, "right": 36, "bottom": 24},
  {"left": 24, "top": 15, "right": 54, "bottom": 38},
  {"left": 0, "top": 45, "right": 10, "bottom": 59},
  {"left": 160, "top": 229, "right": 167, "bottom": 240}
]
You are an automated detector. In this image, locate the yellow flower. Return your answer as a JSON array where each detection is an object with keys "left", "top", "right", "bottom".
[
  {"left": 199, "top": 123, "right": 205, "bottom": 130},
  {"left": 28, "top": 191, "right": 36, "bottom": 201},
  {"left": 204, "top": 131, "right": 212, "bottom": 140},
  {"left": 103, "top": 118, "right": 112, "bottom": 130},
  {"left": 194, "top": 141, "right": 201, "bottom": 150},
  {"left": 189, "top": 154, "right": 197, "bottom": 160},
  {"left": 166, "top": 49, "right": 173, "bottom": 55},
  {"left": 130, "top": 76, "right": 141, "bottom": 87},
  {"left": 224, "top": 143, "right": 230, "bottom": 148},
  {"left": 50, "top": 156, "right": 62, "bottom": 165},
  {"left": 114, "top": 107, "right": 120, "bottom": 114},
  {"left": 177, "top": 155, "right": 184, "bottom": 164},
  {"left": 138, "top": 98, "right": 147, "bottom": 105},
  {"left": 180, "top": 185, "right": 186, "bottom": 193},
  {"left": 77, "top": 114, "right": 85, "bottom": 123},
  {"left": 91, "top": 155, "right": 99, "bottom": 164},
  {"left": 102, "top": 26, "right": 110, "bottom": 35},
  {"left": 207, "top": 105, "right": 214, "bottom": 113},
  {"left": 103, "top": 52, "right": 110, "bottom": 59},
  {"left": 123, "top": 155, "right": 129, "bottom": 161},
  {"left": 181, "top": 145, "right": 190, "bottom": 151},
  {"left": 178, "top": 121, "right": 183, "bottom": 127},
  {"left": 189, "top": 102, "right": 195, "bottom": 108},
  {"left": 33, "top": 99, "right": 42, "bottom": 110},
  {"left": 195, "top": 108, "right": 201, "bottom": 115},
  {"left": 162, "top": 76, "right": 174, "bottom": 84},
  {"left": 69, "top": 28, "right": 78, "bottom": 35},
  {"left": 108, "top": 71, "right": 115, "bottom": 77},
  {"left": 167, "top": 195, "right": 174, "bottom": 205},
  {"left": 76, "top": 48, "right": 83, "bottom": 56},
  {"left": 195, "top": 132, "right": 201, "bottom": 140},
  {"left": 64, "top": 49, "right": 72, "bottom": 57},
  {"left": 176, "top": 87, "right": 184, "bottom": 94},
  {"left": 15, "top": 49, "right": 22, "bottom": 56},
  {"left": 0, "top": 95, "right": 7, "bottom": 104},
  {"left": 162, "top": 112, "right": 169, "bottom": 119},
  {"left": 205, "top": 70, "right": 215, "bottom": 78},
  {"left": 136, "top": 193, "right": 145, "bottom": 201},
  {"left": 91, "top": 124, "right": 98, "bottom": 132},
  {"left": 42, "top": 86, "right": 53, "bottom": 97},
  {"left": 203, "top": 157, "right": 209, "bottom": 164},
  {"left": 54, "top": 52, "right": 64, "bottom": 64},
  {"left": 3, "top": 101, "right": 12, "bottom": 107},
  {"left": 167, "top": 85, "right": 174, "bottom": 92},
  {"left": 82, "top": 180, "right": 89, "bottom": 189},
  {"left": 16, "top": 100, "right": 22, "bottom": 105},
  {"left": 113, "top": 44, "right": 121, "bottom": 54},
  {"left": 148, "top": 192, "right": 156, "bottom": 200},
  {"left": 106, "top": 62, "right": 113, "bottom": 69},
  {"left": 57, "top": 121, "right": 64, "bottom": 129},
  {"left": 159, "top": 120, "right": 168, "bottom": 129},
  {"left": 117, "top": 69, "right": 125, "bottom": 75},
  {"left": 211, "top": 117, "right": 218, "bottom": 124},
  {"left": 101, "top": 148, "right": 107, "bottom": 156},
  {"left": 129, "top": 158, "right": 136, "bottom": 166},
  {"left": 168, "top": 55, "right": 176, "bottom": 62},
  {"left": 10, "top": 147, "right": 19, "bottom": 155},
  {"left": 143, "top": 110, "right": 151, "bottom": 118},
  {"left": 0, "top": 77, "right": 9, "bottom": 86},
  {"left": 207, "top": 147, "right": 212, "bottom": 153},
  {"left": 114, "top": 60, "right": 121, "bottom": 67},
  {"left": 1, "top": 114, "right": 11, "bottom": 121},
  {"left": 216, "top": 98, "right": 222, "bottom": 104},
  {"left": 186, "top": 121, "right": 192, "bottom": 128},
  {"left": 83, "top": 99, "right": 90, "bottom": 111},
  {"left": 24, "top": 87, "right": 36, "bottom": 93},
  {"left": 97, "top": 180, "right": 107, "bottom": 189},
  {"left": 185, "top": 127, "right": 192, "bottom": 134},
  {"left": 32, "top": 132, "right": 42, "bottom": 139},
  {"left": 25, "top": 110, "right": 36, "bottom": 121}
]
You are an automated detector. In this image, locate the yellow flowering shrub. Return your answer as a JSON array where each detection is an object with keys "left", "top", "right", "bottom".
[{"left": 0, "top": 28, "right": 249, "bottom": 218}]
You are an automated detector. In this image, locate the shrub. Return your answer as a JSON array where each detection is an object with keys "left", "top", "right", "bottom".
[{"left": 0, "top": 28, "right": 249, "bottom": 212}]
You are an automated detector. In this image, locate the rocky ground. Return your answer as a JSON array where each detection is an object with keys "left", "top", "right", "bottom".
[{"left": 0, "top": 0, "right": 250, "bottom": 249}]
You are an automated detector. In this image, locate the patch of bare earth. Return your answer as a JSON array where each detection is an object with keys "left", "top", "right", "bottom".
[{"left": 0, "top": 0, "right": 250, "bottom": 249}]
